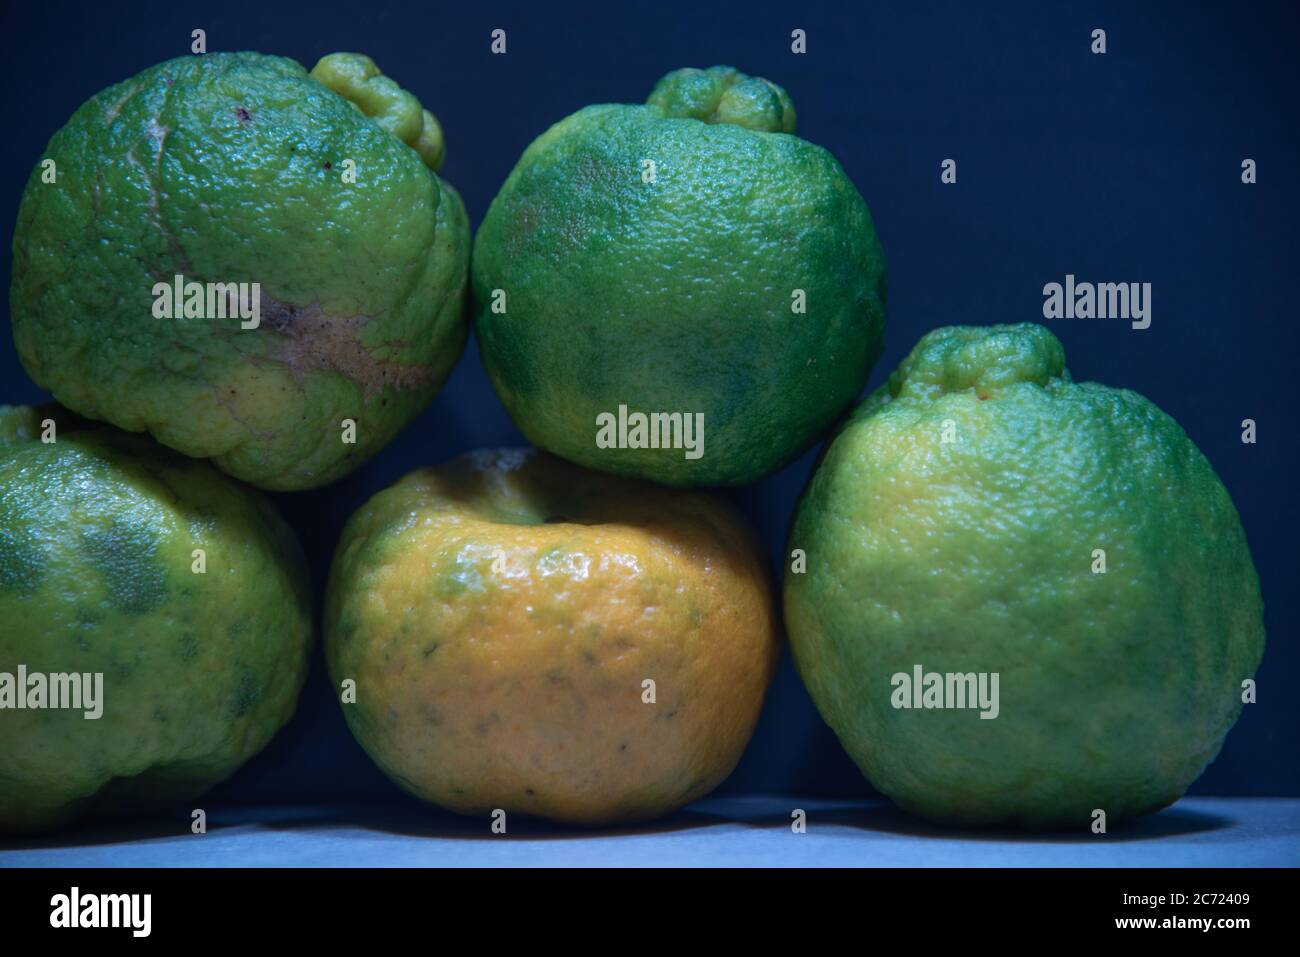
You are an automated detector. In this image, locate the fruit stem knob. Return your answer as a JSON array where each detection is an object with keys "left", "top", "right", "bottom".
[
  {"left": 647, "top": 66, "right": 796, "bottom": 134},
  {"left": 310, "top": 53, "right": 445, "bottom": 171}
]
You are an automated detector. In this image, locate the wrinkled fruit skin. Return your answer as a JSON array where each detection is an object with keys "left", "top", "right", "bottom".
[
  {"left": 474, "top": 65, "right": 887, "bottom": 487},
  {"left": 11, "top": 52, "right": 470, "bottom": 490},
  {"left": 325, "top": 447, "right": 780, "bottom": 824},
  {"left": 0, "top": 413, "right": 313, "bottom": 833},
  {"left": 784, "top": 324, "right": 1265, "bottom": 829}
]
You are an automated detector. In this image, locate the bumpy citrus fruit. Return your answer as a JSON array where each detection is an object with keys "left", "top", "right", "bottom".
[
  {"left": 325, "top": 448, "right": 779, "bottom": 824},
  {"left": 0, "top": 411, "right": 312, "bottom": 833},
  {"left": 473, "top": 65, "right": 887, "bottom": 486},
  {"left": 784, "top": 324, "right": 1265, "bottom": 828},
  {"left": 10, "top": 51, "right": 469, "bottom": 490}
]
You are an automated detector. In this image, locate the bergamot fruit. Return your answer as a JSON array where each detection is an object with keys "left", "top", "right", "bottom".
[
  {"left": 10, "top": 51, "right": 469, "bottom": 490},
  {"left": 784, "top": 324, "right": 1265, "bottom": 828},
  {"left": 473, "top": 65, "right": 887, "bottom": 487},
  {"left": 324, "top": 447, "right": 780, "bottom": 824},
  {"left": 0, "top": 410, "right": 313, "bottom": 833}
]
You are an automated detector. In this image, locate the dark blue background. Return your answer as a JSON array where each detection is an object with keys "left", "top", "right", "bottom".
[{"left": 2, "top": 0, "right": 1295, "bottom": 802}]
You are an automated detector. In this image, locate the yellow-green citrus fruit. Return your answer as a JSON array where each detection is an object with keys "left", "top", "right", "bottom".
[
  {"left": 10, "top": 51, "right": 469, "bottom": 490},
  {"left": 0, "top": 410, "right": 313, "bottom": 833},
  {"left": 784, "top": 324, "right": 1265, "bottom": 828},
  {"left": 474, "top": 65, "right": 887, "bottom": 486},
  {"left": 325, "top": 447, "right": 780, "bottom": 824}
]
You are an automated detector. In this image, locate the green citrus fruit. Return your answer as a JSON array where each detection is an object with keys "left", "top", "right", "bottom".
[
  {"left": 473, "top": 65, "right": 887, "bottom": 486},
  {"left": 324, "top": 448, "right": 779, "bottom": 824},
  {"left": 0, "top": 410, "right": 313, "bottom": 833},
  {"left": 784, "top": 324, "right": 1265, "bottom": 828},
  {"left": 10, "top": 51, "right": 469, "bottom": 491}
]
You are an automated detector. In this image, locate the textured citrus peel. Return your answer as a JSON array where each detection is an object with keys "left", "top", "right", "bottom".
[
  {"left": 259, "top": 296, "right": 436, "bottom": 397},
  {"left": 647, "top": 65, "right": 797, "bottom": 134},
  {"left": 310, "top": 52, "right": 445, "bottom": 170},
  {"left": 886, "top": 323, "right": 1070, "bottom": 401}
]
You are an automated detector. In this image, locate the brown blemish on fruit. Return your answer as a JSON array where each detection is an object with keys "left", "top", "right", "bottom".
[
  {"left": 234, "top": 107, "right": 252, "bottom": 123},
  {"left": 260, "top": 296, "right": 434, "bottom": 397}
]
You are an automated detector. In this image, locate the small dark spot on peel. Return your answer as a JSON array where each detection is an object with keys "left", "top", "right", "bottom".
[
  {"left": 323, "top": 160, "right": 333, "bottom": 170},
  {"left": 0, "top": 504, "right": 49, "bottom": 597},
  {"left": 230, "top": 668, "right": 260, "bottom": 717},
  {"left": 263, "top": 299, "right": 300, "bottom": 333},
  {"left": 234, "top": 107, "right": 252, "bottom": 123},
  {"left": 81, "top": 519, "right": 167, "bottom": 615}
]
